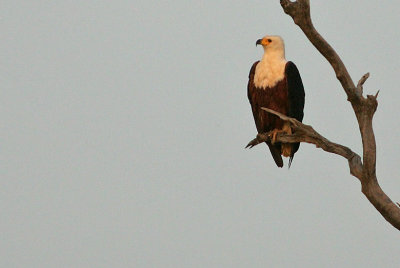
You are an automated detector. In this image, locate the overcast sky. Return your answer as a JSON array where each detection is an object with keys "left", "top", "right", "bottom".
[{"left": 2, "top": 1, "right": 400, "bottom": 267}]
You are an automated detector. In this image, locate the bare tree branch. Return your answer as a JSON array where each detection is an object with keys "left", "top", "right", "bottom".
[
  {"left": 250, "top": 0, "right": 400, "bottom": 230},
  {"left": 246, "top": 108, "right": 364, "bottom": 179}
]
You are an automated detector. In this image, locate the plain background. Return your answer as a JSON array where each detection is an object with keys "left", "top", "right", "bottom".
[{"left": 2, "top": 0, "right": 400, "bottom": 267}]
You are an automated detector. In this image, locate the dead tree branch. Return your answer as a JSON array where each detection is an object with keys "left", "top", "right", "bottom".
[
  {"left": 249, "top": 0, "right": 400, "bottom": 230},
  {"left": 246, "top": 108, "right": 363, "bottom": 179}
]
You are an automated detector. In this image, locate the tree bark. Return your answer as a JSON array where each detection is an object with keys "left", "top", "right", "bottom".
[{"left": 248, "top": 0, "right": 400, "bottom": 230}]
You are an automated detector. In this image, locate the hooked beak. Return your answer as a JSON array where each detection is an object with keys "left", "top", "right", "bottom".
[{"left": 256, "top": 39, "right": 262, "bottom": 46}]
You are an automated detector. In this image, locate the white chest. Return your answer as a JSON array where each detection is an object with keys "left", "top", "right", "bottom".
[{"left": 254, "top": 59, "right": 287, "bottom": 88}]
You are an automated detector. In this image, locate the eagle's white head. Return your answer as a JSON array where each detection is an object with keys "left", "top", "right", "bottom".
[
  {"left": 256, "top": 35, "right": 285, "bottom": 56},
  {"left": 254, "top": 35, "right": 287, "bottom": 88}
]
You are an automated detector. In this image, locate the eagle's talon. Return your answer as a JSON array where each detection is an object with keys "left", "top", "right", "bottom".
[{"left": 270, "top": 129, "right": 280, "bottom": 144}]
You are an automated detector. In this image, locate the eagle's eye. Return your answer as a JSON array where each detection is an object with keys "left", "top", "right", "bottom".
[{"left": 268, "top": 39, "right": 272, "bottom": 42}]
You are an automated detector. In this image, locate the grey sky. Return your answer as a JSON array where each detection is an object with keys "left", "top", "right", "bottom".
[{"left": 2, "top": 1, "right": 400, "bottom": 267}]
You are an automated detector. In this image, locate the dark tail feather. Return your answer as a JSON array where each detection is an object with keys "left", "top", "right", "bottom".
[
  {"left": 288, "top": 155, "right": 294, "bottom": 169},
  {"left": 288, "top": 143, "right": 301, "bottom": 169},
  {"left": 267, "top": 143, "right": 283, "bottom": 168}
]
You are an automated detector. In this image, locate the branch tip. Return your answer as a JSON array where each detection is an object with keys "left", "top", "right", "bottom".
[
  {"left": 261, "top": 107, "right": 290, "bottom": 121},
  {"left": 357, "top": 72, "right": 370, "bottom": 89}
]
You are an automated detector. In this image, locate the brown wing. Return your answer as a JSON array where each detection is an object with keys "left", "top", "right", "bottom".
[
  {"left": 285, "top": 61, "right": 305, "bottom": 167},
  {"left": 247, "top": 61, "right": 289, "bottom": 168}
]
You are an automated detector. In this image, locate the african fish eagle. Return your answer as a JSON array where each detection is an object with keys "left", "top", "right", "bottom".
[{"left": 248, "top": 35, "right": 305, "bottom": 168}]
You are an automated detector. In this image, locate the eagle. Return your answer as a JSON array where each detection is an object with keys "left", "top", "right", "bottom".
[{"left": 248, "top": 35, "right": 305, "bottom": 168}]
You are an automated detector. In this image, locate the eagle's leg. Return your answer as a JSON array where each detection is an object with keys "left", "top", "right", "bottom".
[
  {"left": 281, "top": 122, "right": 292, "bottom": 157},
  {"left": 270, "top": 122, "right": 293, "bottom": 157}
]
